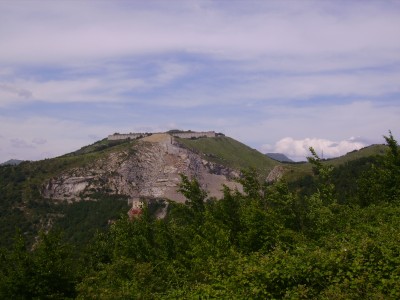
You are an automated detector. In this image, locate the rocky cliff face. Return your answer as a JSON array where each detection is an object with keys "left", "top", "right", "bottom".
[
  {"left": 266, "top": 165, "right": 285, "bottom": 183},
  {"left": 42, "top": 134, "right": 241, "bottom": 203}
]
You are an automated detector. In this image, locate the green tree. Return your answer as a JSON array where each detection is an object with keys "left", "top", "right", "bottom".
[
  {"left": 178, "top": 174, "right": 207, "bottom": 224},
  {"left": 307, "top": 147, "right": 335, "bottom": 205},
  {"left": 358, "top": 131, "right": 400, "bottom": 206},
  {"left": 302, "top": 147, "right": 337, "bottom": 238},
  {"left": 0, "top": 230, "right": 78, "bottom": 299}
]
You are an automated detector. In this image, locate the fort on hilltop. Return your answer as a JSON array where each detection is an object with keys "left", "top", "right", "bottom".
[{"left": 108, "top": 130, "right": 217, "bottom": 141}]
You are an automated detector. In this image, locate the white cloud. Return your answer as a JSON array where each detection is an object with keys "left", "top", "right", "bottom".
[
  {"left": 10, "top": 138, "right": 35, "bottom": 149},
  {"left": 0, "top": 83, "right": 33, "bottom": 107},
  {"left": 0, "top": 1, "right": 398, "bottom": 108},
  {"left": 262, "top": 136, "right": 367, "bottom": 162},
  {"left": 0, "top": 61, "right": 190, "bottom": 106},
  {"left": 180, "top": 70, "right": 400, "bottom": 108},
  {"left": 0, "top": 1, "right": 399, "bottom": 67},
  {"left": 0, "top": 84, "right": 32, "bottom": 98},
  {"left": 0, "top": 1, "right": 399, "bottom": 162},
  {"left": 0, "top": 115, "right": 211, "bottom": 162},
  {"left": 232, "top": 100, "right": 399, "bottom": 154},
  {"left": 32, "top": 137, "right": 47, "bottom": 145},
  {"left": 0, "top": 116, "right": 111, "bottom": 161}
]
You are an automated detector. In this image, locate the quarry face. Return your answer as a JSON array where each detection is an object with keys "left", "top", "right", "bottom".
[{"left": 42, "top": 134, "right": 241, "bottom": 203}]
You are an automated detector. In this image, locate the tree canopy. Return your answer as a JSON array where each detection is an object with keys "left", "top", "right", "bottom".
[{"left": 1, "top": 132, "right": 399, "bottom": 299}]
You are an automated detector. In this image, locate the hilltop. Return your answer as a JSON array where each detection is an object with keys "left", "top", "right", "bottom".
[
  {"left": 0, "top": 159, "right": 24, "bottom": 166},
  {"left": 0, "top": 130, "right": 390, "bottom": 249},
  {"left": 0, "top": 131, "right": 277, "bottom": 247},
  {"left": 43, "top": 133, "right": 246, "bottom": 204}
]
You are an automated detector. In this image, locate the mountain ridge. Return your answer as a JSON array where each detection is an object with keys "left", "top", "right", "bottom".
[
  {"left": 0, "top": 159, "right": 24, "bottom": 166},
  {"left": 0, "top": 132, "right": 389, "bottom": 248},
  {"left": 266, "top": 153, "right": 294, "bottom": 163}
]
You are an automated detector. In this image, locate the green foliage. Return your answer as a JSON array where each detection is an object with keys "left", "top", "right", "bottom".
[
  {"left": 0, "top": 230, "right": 79, "bottom": 299},
  {"left": 358, "top": 131, "right": 400, "bottom": 206},
  {"left": 238, "top": 168, "right": 264, "bottom": 200},
  {"left": 283, "top": 143, "right": 387, "bottom": 184},
  {"left": 54, "top": 195, "right": 130, "bottom": 247},
  {"left": 178, "top": 174, "right": 207, "bottom": 218},
  {"left": 1, "top": 132, "right": 400, "bottom": 299},
  {"left": 63, "top": 138, "right": 132, "bottom": 156},
  {"left": 307, "top": 147, "right": 335, "bottom": 205},
  {"left": 0, "top": 136, "right": 135, "bottom": 248}
]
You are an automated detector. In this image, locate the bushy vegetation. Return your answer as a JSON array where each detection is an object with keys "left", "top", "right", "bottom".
[
  {"left": 0, "top": 138, "right": 135, "bottom": 248},
  {"left": 1, "top": 133, "right": 399, "bottom": 299}
]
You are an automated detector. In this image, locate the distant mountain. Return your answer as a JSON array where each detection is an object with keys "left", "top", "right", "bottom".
[
  {"left": 266, "top": 153, "right": 294, "bottom": 163},
  {"left": 0, "top": 159, "right": 23, "bottom": 166}
]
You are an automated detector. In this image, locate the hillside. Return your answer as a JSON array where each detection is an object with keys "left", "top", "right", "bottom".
[
  {"left": 0, "top": 134, "right": 277, "bottom": 248},
  {"left": 0, "top": 137, "right": 140, "bottom": 247},
  {"left": 0, "top": 159, "right": 24, "bottom": 166},
  {"left": 176, "top": 136, "right": 278, "bottom": 173},
  {"left": 1, "top": 133, "right": 399, "bottom": 299},
  {"left": 282, "top": 144, "right": 387, "bottom": 181},
  {"left": 266, "top": 153, "right": 294, "bottom": 163},
  {"left": 0, "top": 133, "right": 391, "bottom": 250},
  {"left": 282, "top": 144, "right": 389, "bottom": 203},
  {"left": 326, "top": 144, "right": 387, "bottom": 166}
]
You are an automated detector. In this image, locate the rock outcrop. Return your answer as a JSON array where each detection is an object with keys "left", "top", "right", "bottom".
[
  {"left": 266, "top": 165, "right": 285, "bottom": 183},
  {"left": 42, "top": 134, "right": 241, "bottom": 203}
]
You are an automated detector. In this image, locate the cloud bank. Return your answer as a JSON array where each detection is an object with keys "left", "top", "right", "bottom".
[{"left": 0, "top": 1, "right": 399, "bottom": 162}]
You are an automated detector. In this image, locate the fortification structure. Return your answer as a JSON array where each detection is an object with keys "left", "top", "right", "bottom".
[
  {"left": 107, "top": 133, "right": 145, "bottom": 141},
  {"left": 171, "top": 131, "right": 216, "bottom": 139},
  {"left": 107, "top": 131, "right": 216, "bottom": 141}
]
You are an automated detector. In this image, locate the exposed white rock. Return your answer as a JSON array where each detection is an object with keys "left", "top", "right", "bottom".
[
  {"left": 42, "top": 136, "right": 242, "bottom": 203},
  {"left": 266, "top": 166, "right": 285, "bottom": 183}
]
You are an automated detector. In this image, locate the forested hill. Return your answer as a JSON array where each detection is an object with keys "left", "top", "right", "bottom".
[
  {"left": 0, "top": 135, "right": 391, "bottom": 250},
  {"left": 0, "top": 134, "right": 277, "bottom": 249},
  {"left": 0, "top": 132, "right": 399, "bottom": 298}
]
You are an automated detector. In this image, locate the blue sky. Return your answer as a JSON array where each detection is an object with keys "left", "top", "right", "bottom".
[{"left": 1, "top": 0, "right": 400, "bottom": 162}]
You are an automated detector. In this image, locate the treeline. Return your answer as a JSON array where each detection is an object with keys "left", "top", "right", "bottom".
[{"left": 1, "top": 133, "right": 400, "bottom": 299}]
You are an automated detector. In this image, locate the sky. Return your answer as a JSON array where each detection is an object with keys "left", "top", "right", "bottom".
[{"left": 1, "top": 0, "right": 400, "bottom": 162}]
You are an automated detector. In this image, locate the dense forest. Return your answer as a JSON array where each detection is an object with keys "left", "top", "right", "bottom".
[{"left": 0, "top": 132, "right": 399, "bottom": 299}]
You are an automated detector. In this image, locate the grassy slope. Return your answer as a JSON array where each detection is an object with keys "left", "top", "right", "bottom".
[
  {"left": 326, "top": 144, "right": 387, "bottom": 166},
  {"left": 282, "top": 144, "right": 387, "bottom": 181},
  {"left": 176, "top": 136, "right": 279, "bottom": 173}
]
